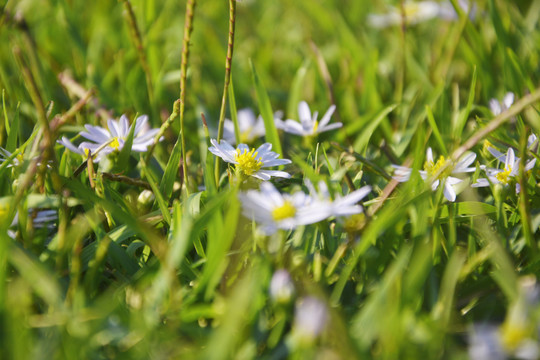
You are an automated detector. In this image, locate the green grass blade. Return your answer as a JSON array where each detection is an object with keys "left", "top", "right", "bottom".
[{"left": 249, "top": 60, "right": 282, "bottom": 155}]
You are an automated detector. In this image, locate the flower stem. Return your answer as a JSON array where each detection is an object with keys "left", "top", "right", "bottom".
[
  {"left": 179, "top": 0, "right": 196, "bottom": 192},
  {"left": 215, "top": 0, "right": 237, "bottom": 185}
]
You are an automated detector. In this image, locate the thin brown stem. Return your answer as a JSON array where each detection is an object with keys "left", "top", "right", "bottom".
[
  {"left": 215, "top": 0, "right": 237, "bottom": 185},
  {"left": 179, "top": 0, "right": 196, "bottom": 191}
]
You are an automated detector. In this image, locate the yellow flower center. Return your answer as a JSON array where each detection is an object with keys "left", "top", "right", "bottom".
[
  {"left": 495, "top": 167, "right": 512, "bottom": 184},
  {"left": 403, "top": 3, "right": 422, "bottom": 18},
  {"left": 483, "top": 139, "right": 494, "bottom": 153},
  {"left": 240, "top": 130, "right": 251, "bottom": 144},
  {"left": 234, "top": 148, "right": 263, "bottom": 176},
  {"left": 424, "top": 156, "right": 452, "bottom": 179},
  {"left": 83, "top": 148, "right": 91, "bottom": 158},
  {"left": 110, "top": 137, "right": 121, "bottom": 150},
  {"left": 501, "top": 323, "right": 529, "bottom": 351},
  {"left": 313, "top": 121, "right": 319, "bottom": 133},
  {"left": 271, "top": 201, "right": 296, "bottom": 221}
]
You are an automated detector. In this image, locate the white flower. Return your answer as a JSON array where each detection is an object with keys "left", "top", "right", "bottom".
[
  {"left": 238, "top": 182, "right": 328, "bottom": 234},
  {"left": 393, "top": 147, "right": 476, "bottom": 202},
  {"left": 468, "top": 323, "right": 540, "bottom": 360},
  {"left": 472, "top": 148, "right": 535, "bottom": 193},
  {"left": 292, "top": 297, "right": 328, "bottom": 343},
  {"left": 490, "top": 92, "right": 515, "bottom": 116},
  {"left": 367, "top": 1, "right": 473, "bottom": 28},
  {"left": 468, "top": 325, "right": 506, "bottom": 360},
  {"left": 79, "top": 114, "right": 160, "bottom": 155},
  {"left": 208, "top": 139, "right": 291, "bottom": 180},
  {"left": 223, "top": 108, "right": 266, "bottom": 145},
  {"left": 275, "top": 101, "right": 341, "bottom": 136},
  {"left": 270, "top": 269, "right": 295, "bottom": 304},
  {"left": 306, "top": 180, "right": 371, "bottom": 218}
]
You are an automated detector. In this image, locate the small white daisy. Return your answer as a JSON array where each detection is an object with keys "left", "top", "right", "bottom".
[
  {"left": 238, "top": 182, "right": 329, "bottom": 234},
  {"left": 472, "top": 148, "right": 535, "bottom": 193},
  {"left": 223, "top": 108, "right": 266, "bottom": 145},
  {"left": 80, "top": 114, "right": 160, "bottom": 153},
  {"left": 209, "top": 139, "right": 292, "bottom": 180},
  {"left": 489, "top": 92, "right": 515, "bottom": 116},
  {"left": 393, "top": 148, "right": 477, "bottom": 202},
  {"left": 275, "top": 101, "right": 341, "bottom": 137}
]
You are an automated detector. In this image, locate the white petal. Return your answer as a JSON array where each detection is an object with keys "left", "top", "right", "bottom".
[
  {"left": 471, "top": 178, "right": 490, "bottom": 187},
  {"left": 255, "top": 170, "right": 291, "bottom": 179},
  {"left": 261, "top": 158, "right": 292, "bottom": 167},
  {"left": 444, "top": 182, "right": 457, "bottom": 202},
  {"left": 487, "top": 147, "right": 506, "bottom": 162},
  {"left": 335, "top": 186, "right": 371, "bottom": 207},
  {"left": 318, "top": 122, "right": 343, "bottom": 133},
  {"left": 503, "top": 92, "right": 515, "bottom": 109},
  {"left": 426, "top": 148, "right": 434, "bottom": 163},
  {"left": 525, "top": 158, "right": 536, "bottom": 171},
  {"left": 298, "top": 101, "right": 311, "bottom": 120},
  {"left": 489, "top": 99, "right": 501, "bottom": 115},
  {"left": 318, "top": 105, "right": 336, "bottom": 127},
  {"left": 506, "top": 148, "right": 515, "bottom": 169}
]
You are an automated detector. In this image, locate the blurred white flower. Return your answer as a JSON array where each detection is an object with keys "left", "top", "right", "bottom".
[
  {"left": 60, "top": 115, "right": 161, "bottom": 161},
  {"left": 223, "top": 108, "right": 267, "bottom": 145},
  {"left": 0, "top": 147, "right": 21, "bottom": 167},
  {"left": 208, "top": 139, "right": 291, "bottom": 180},
  {"left": 368, "top": 0, "right": 474, "bottom": 28},
  {"left": 238, "top": 182, "right": 328, "bottom": 234},
  {"left": 270, "top": 269, "right": 295, "bottom": 304},
  {"left": 292, "top": 297, "right": 328, "bottom": 344},
  {"left": 393, "top": 148, "right": 476, "bottom": 202},
  {"left": 468, "top": 324, "right": 506, "bottom": 360},
  {"left": 472, "top": 148, "right": 535, "bottom": 193},
  {"left": 275, "top": 101, "right": 341, "bottom": 137},
  {"left": 305, "top": 180, "right": 371, "bottom": 218},
  {"left": 490, "top": 92, "right": 515, "bottom": 116}
]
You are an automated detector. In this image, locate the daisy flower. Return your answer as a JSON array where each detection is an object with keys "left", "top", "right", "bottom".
[
  {"left": 472, "top": 148, "right": 535, "bottom": 193},
  {"left": 82, "top": 114, "right": 160, "bottom": 153},
  {"left": 490, "top": 92, "right": 515, "bottom": 116},
  {"left": 208, "top": 139, "right": 291, "bottom": 180},
  {"left": 223, "top": 108, "right": 266, "bottom": 145},
  {"left": 393, "top": 148, "right": 477, "bottom": 202},
  {"left": 275, "top": 101, "right": 341, "bottom": 137},
  {"left": 238, "top": 182, "right": 329, "bottom": 234}
]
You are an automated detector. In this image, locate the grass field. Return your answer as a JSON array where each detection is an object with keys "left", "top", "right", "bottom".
[{"left": 2, "top": 0, "right": 540, "bottom": 358}]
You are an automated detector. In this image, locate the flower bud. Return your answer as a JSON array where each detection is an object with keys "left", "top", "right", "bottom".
[{"left": 269, "top": 269, "right": 295, "bottom": 304}]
